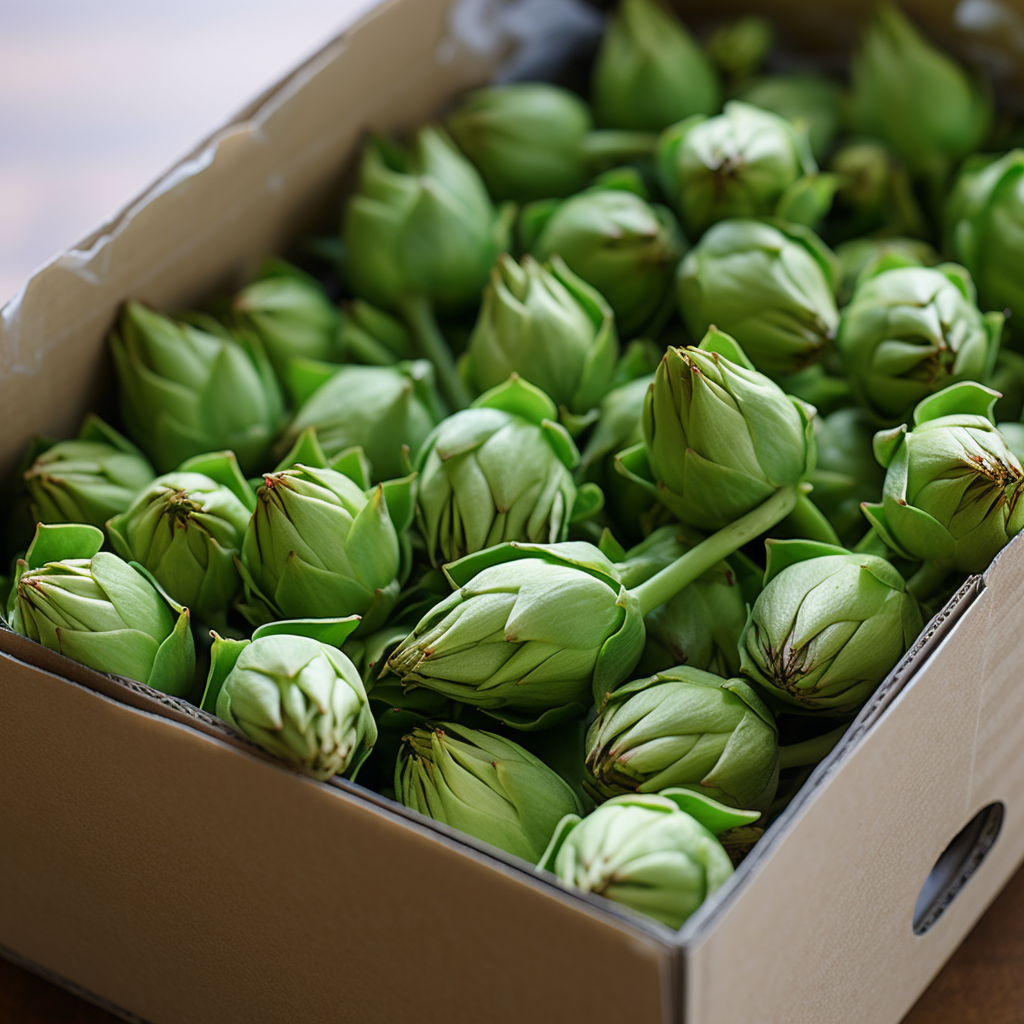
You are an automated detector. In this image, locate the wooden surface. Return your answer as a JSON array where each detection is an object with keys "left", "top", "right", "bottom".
[{"left": 1, "top": 861, "right": 1022, "bottom": 1021}]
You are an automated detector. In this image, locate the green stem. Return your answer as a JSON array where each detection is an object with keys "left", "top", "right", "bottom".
[
  {"left": 907, "top": 562, "right": 950, "bottom": 603},
  {"left": 582, "top": 130, "right": 659, "bottom": 164},
  {"left": 631, "top": 485, "right": 799, "bottom": 617},
  {"left": 784, "top": 493, "right": 841, "bottom": 546},
  {"left": 778, "top": 724, "right": 849, "bottom": 771},
  {"left": 397, "top": 294, "right": 471, "bottom": 411}
]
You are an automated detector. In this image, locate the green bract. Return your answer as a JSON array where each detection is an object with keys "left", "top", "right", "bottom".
[
  {"left": 22, "top": 416, "right": 154, "bottom": 530},
  {"left": 585, "top": 669, "right": 779, "bottom": 812},
  {"left": 734, "top": 74, "right": 844, "bottom": 161},
  {"left": 110, "top": 302, "right": 284, "bottom": 474},
  {"left": 656, "top": 101, "right": 835, "bottom": 237},
  {"left": 849, "top": 4, "right": 991, "bottom": 182},
  {"left": 337, "top": 301, "right": 415, "bottom": 366},
  {"left": 395, "top": 721, "right": 584, "bottom": 861},
  {"left": 280, "top": 360, "right": 444, "bottom": 482},
  {"left": 462, "top": 254, "right": 619, "bottom": 415},
  {"left": 836, "top": 264, "right": 1003, "bottom": 424},
  {"left": 237, "top": 457, "right": 412, "bottom": 633},
  {"left": 739, "top": 540, "right": 922, "bottom": 713},
  {"left": 446, "top": 83, "right": 593, "bottom": 202},
  {"left": 106, "top": 452, "right": 256, "bottom": 625},
  {"left": 629, "top": 330, "right": 815, "bottom": 531},
  {"left": 677, "top": 219, "right": 839, "bottom": 377},
  {"left": 524, "top": 186, "right": 684, "bottom": 336},
  {"left": 342, "top": 126, "right": 512, "bottom": 313},
  {"left": 232, "top": 259, "right": 342, "bottom": 384},
  {"left": 207, "top": 618, "right": 375, "bottom": 781},
  {"left": 591, "top": 0, "right": 720, "bottom": 132},
  {"left": 383, "top": 541, "right": 645, "bottom": 730},
  {"left": 415, "top": 377, "right": 600, "bottom": 567},
  {"left": 8, "top": 523, "right": 194, "bottom": 696},
  {"left": 537, "top": 789, "right": 755, "bottom": 929},
  {"left": 834, "top": 236, "right": 941, "bottom": 305},
  {"left": 864, "top": 384, "right": 1024, "bottom": 573},
  {"left": 946, "top": 150, "right": 1024, "bottom": 329}
]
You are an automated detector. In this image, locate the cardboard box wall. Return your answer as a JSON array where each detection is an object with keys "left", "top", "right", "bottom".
[{"left": 2, "top": 1, "right": 1024, "bottom": 1021}]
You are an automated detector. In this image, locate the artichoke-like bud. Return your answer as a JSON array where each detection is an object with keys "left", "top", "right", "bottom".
[
  {"left": 463, "top": 255, "right": 619, "bottom": 415},
  {"left": 704, "top": 16, "right": 774, "bottom": 88},
  {"left": 415, "top": 377, "right": 600, "bottom": 567},
  {"left": 523, "top": 184, "right": 685, "bottom": 336},
  {"left": 585, "top": 670, "right": 778, "bottom": 811},
  {"left": 946, "top": 150, "right": 1024, "bottom": 328},
  {"left": 232, "top": 259, "right": 341, "bottom": 383},
  {"left": 22, "top": 416, "right": 154, "bottom": 529},
  {"left": 656, "top": 101, "right": 835, "bottom": 237},
  {"left": 106, "top": 451, "right": 256, "bottom": 625},
  {"left": 279, "top": 360, "right": 444, "bottom": 482},
  {"left": 630, "top": 330, "right": 816, "bottom": 531},
  {"left": 395, "top": 721, "right": 584, "bottom": 861},
  {"left": 591, "top": 0, "right": 720, "bottom": 132},
  {"left": 8, "top": 523, "right": 194, "bottom": 695},
  {"left": 836, "top": 264, "right": 1003, "bottom": 424},
  {"left": 446, "top": 83, "right": 593, "bottom": 202},
  {"left": 205, "top": 618, "right": 375, "bottom": 781},
  {"left": 835, "top": 236, "right": 941, "bottom": 305},
  {"left": 828, "top": 141, "right": 927, "bottom": 241},
  {"left": 537, "top": 789, "right": 756, "bottom": 929},
  {"left": 808, "top": 408, "right": 887, "bottom": 547},
  {"left": 337, "top": 300, "right": 415, "bottom": 366},
  {"left": 237, "top": 454, "right": 413, "bottom": 634},
  {"left": 863, "top": 384, "right": 1024, "bottom": 573},
  {"left": 739, "top": 540, "right": 923, "bottom": 713},
  {"left": 734, "top": 74, "right": 844, "bottom": 161},
  {"left": 849, "top": 4, "right": 992, "bottom": 182},
  {"left": 677, "top": 219, "right": 839, "bottom": 377},
  {"left": 342, "top": 126, "right": 512, "bottom": 314},
  {"left": 383, "top": 541, "right": 646, "bottom": 730},
  {"left": 614, "top": 526, "right": 747, "bottom": 678},
  {"left": 110, "top": 302, "right": 284, "bottom": 474}
]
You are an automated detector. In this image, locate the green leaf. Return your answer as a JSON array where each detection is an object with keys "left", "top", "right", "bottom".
[
  {"left": 659, "top": 789, "right": 761, "bottom": 834},
  {"left": 252, "top": 616, "right": 362, "bottom": 647},
  {"left": 201, "top": 632, "right": 249, "bottom": 713},
  {"left": 25, "top": 522, "right": 105, "bottom": 570}
]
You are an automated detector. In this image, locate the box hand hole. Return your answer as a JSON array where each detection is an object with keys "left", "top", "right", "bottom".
[{"left": 912, "top": 802, "right": 1004, "bottom": 936}]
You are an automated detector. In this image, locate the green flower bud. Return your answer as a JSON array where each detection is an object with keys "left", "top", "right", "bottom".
[
  {"left": 237, "top": 462, "right": 409, "bottom": 633},
  {"left": 864, "top": 384, "right": 1024, "bottom": 573},
  {"left": 106, "top": 452, "right": 255, "bottom": 625},
  {"left": 342, "top": 126, "right": 512, "bottom": 313},
  {"left": 640, "top": 331, "right": 815, "bottom": 531},
  {"left": 834, "top": 236, "right": 941, "bottom": 305},
  {"left": 585, "top": 669, "right": 778, "bottom": 811},
  {"left": 383, "top": 542, "right": 645, "bottom": 730},
  {"left": 946, "top": 150, "right": 1024, "bottom": 328},
  {"left": 836, "top": 264, "right": 1003, "bottom": 424},
  {"left": 591, "top": 0, "right": 720, "bottom": 131},
  {"left": 232, "top": 259, "right": 341, "bottom": 384},
  {"left": 338, "top": 301, "right": 415, "bottom": 366},
  {"left": 9, "top": 523, "right": 194, "bottom": 695},
  {"left": 463, "top": 255, "right": 619, "bottom": 414},
  {"left": 704, "top": 17, "right": 774, "bottom": 88},
  {"left": 677, "top": 219, "right": 839, "bottom": 376},
  {"left": 279, "top": 360, "right": 444, "bottom": 482},
  {"left": 987, "top": 348, "right": 1024, "bottom": 424},
  {"left": 656, "top": 101, "right": 834, "bottom": 237},
  {"left": 110, "top": 302, "right": 284, "bottom": 474},
  {"left": 734, "top": 74, "right": 844, "bottom": 161},
  {"left": 525, "top": 186, "right": 684, "bottom": 336},
  {"left": 22, "top": 416, "right": 154, "bottom": 530},
  {"left": 849, "top": 4, "right": 992, "bottom": 182},
  {"left": 395, "top": 721, "right": 584, "bottom": 861},
  {"left": 209, "top": 620, "right": 375, "bottom": 781},
  {"left": 446, "top": 83, "right": 593, "bottom": 202},
  {"left": 537, "top": 789, "right": 754, "bottom": 929},
  {"left": 739, "top": 540, "right": 923, "bottom": 713},
  {"left": 415, "top": 377, "right": 599, "bottom": 567}
]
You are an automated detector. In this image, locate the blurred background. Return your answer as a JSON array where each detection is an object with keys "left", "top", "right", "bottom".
[{"left": 0, "top": 0, "right": 374, "bottom": 304}]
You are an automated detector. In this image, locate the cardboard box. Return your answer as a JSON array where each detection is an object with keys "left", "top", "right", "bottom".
[{"left": 2, "top": 1, "right": 1023, "bottom": 1021}]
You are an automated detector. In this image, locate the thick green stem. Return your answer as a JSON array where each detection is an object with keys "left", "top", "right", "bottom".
[
  {"left": 631, "top": 485, "right": 799, "bottom": 617},
  {"left": 398, "top": 294, "right": 471, "bottom": 411},
  {"left": 778, "top": 724, "right": 849, "bottom": 771},
  {"left": 582, "top": 130, "right": 659, "bottom": 164},
  {"left": 784, "top": 493, "right": 842, "bottom": 546},
  {"left": 907, "top": 561, "right": 950, "bottom": 603}
]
